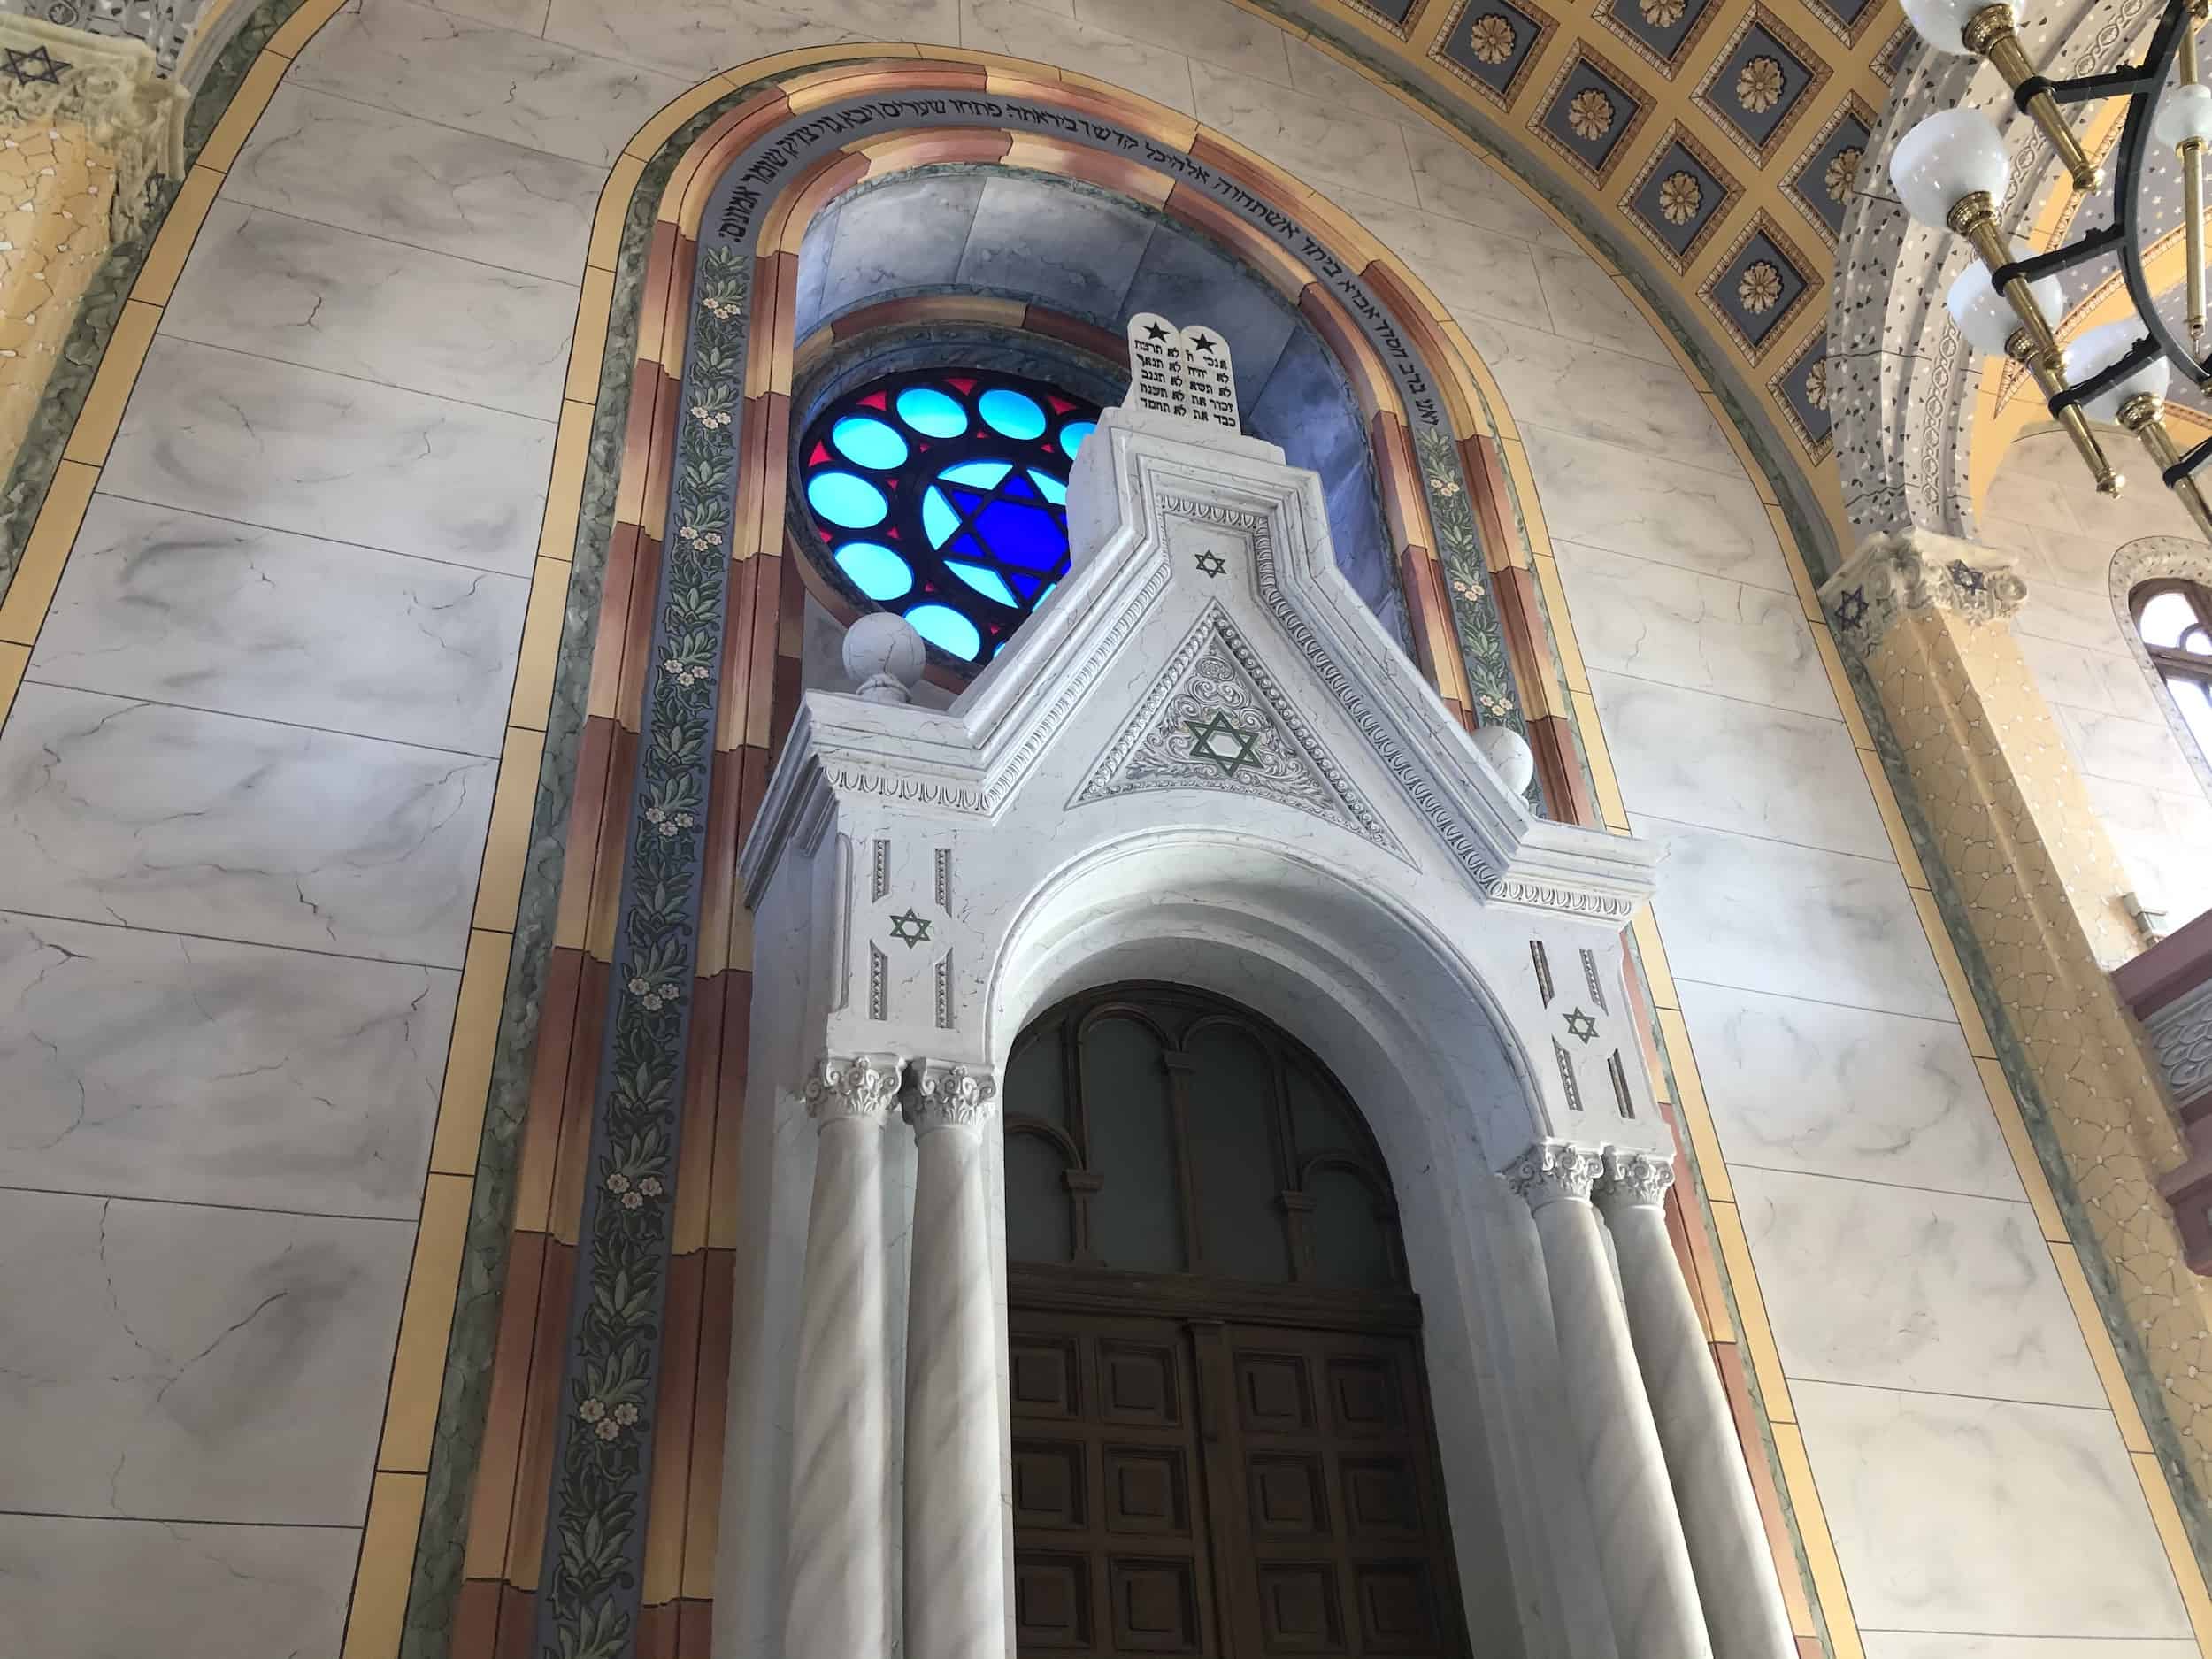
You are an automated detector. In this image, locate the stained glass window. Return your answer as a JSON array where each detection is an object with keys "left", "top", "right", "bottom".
[{"left": 798, "top": 370, "right": 1103, "bottom": 665}]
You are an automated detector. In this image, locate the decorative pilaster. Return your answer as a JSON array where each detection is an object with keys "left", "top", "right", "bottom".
[
  {"left": 786, "top": 1053, "right": 902, "bottom": 1659},
  {"left": 0, "top": 16, "right": 181, "bottom": 476},
  {"left": 1824, "top": 529, "right": 2212, "bottom": 1509},
  {"left": 1508, "top": 1141, "right": 1714, "bottom": 1659},
  {"left": 902, "top": 1060, "right": 1005, "bottom": 1659},
  {"left": 1596, "top": 1151, "right": 1794, "bottom": 1659}
]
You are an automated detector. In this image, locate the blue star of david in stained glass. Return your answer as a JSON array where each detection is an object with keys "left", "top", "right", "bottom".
[{"left": 798, "top": 369, "right": 1102, "bottom": 667}]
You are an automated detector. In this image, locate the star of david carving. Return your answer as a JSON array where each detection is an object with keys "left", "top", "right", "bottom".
[
  {"left": 887, "top": 908, "right": 933, "bottom": 948},
  {"left": 1187, "top": 331, "right": 1218, "bottom": 354},
  {"left": 1834, "top": 586, "right": 1869, "bottom": 630},
  {"left": 1143, "top": 320, "right": 1171, "bottom": 341},
  {"left": 1563, "top": 1007, "right": 1599, "bottom": 1044},
  {"left": 1185, "top": 710, "right": 1262, "bottom": 778},
  {"left": 3, "top": 45, "right": 65, "bottom": 86},
  {"left": 1947, "top": 558, "right": 1987, "bottom": 595},
  {"left": 1194, "top": 549, "right": 1228, "bottom": 579}
]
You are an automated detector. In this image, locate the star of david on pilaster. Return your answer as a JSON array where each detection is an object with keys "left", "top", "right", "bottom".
[
  {"left": 3, "top": 45, "right": 65, "bottom": 85},
  {"left": 1563, "top": 1007, "right": 1598, "bottom": 1044},
  {"left": 1194, "top": 549, "right": 1227, "bottom": 579},
  {"left": 1184, "top": 711, "right": 1263, "bottom": 778},
  {"left": 887, "top": 908, "right": 933, "bottom": 948}
]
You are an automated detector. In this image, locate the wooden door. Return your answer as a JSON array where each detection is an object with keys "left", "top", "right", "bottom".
[
  {"left": 1010, "top": 1307, "right": 1469, "bottom": 1658},
  {"left": 1221, "top": 1325, "right": 1465, "bottom": 1655},
  {"left": 1010, "top": 1309, "right": 1225, "bottom": 1655}
]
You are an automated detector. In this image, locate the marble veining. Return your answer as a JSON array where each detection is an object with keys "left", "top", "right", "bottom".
[
  {"left": 0, "top": 1189, "right": 411, "bottom": 1525},
  {"left": 101, "top": 339, "right": 554, "bottom": 579},
  {"left": 1329, "top": 185, "right": 1551, "bottom": 332},
  {"left": 1187, "top": 60, "right": 1422, "bottom": 209},
  {"left": 1521, "top": 424, "right": 1793, "bottom": 591},
  {"left": 546, "top": 0, "right": 950, "bottom": 79},
  {"left": 1735, "top": 1166, "right": 2106, "bottom": 1406},
  {"left": 954, "top": 174, "right": 1158, "bottom": 324},
  {"left": 958, "top": 1, "right": 1196, "bottom": 117},
  {"left": 1455, "top": 310, "right": 1741, "bottom": 476},
  {"left": 0, "top": 1515, "right": 356, "bottom": 1658},
  {"left": 32, "top": 495, "right": 529, "bottom": 757},
  {"left": 162, "top": 203, "right": 577, "bottom": 419},
  {"left": 1590, "top": 671, "right": 1890, "bottom": 858},
  {"left": 0, "top": 685, "right": 495, "bottom": 967},
  {"left": 0, "top": 912, "right": 456, "bottom": 1217},
  {"left": 226, "top": 85, "right": 603, "bottom": 282},
  {"left": 1794, "top": 1380, "right": 2188, "bottom": 1639},
  {"left": 288, "top": 0, "right": 689, "bottom": 167},
  {"left": 1676, "top": 981, "right": 2021, "bottom": 1198},
  {"left": 1403, "top": 122, "right": 1580, "bottom": 249},
  {"left": 1644, "top": 817, "right": 1954, "bottom": 1019},
  {"left": 1861, "top": 1638, "right": 2202, "bottom": 1657},
  {"left": 1071, "top": 0, "right": 1291, "bottom": 83},
  {"left": 1553, "top": 541, "right": 1834, "bottom": 717}
]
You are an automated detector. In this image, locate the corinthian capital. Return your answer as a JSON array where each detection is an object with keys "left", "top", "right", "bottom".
[
  {"left": 804, "top": 1053, "right": 903, "bottom": 1125},
  {"left": 1594, "top": 1148, "right": 1675, "bottom": 1209},
  {"left": 1504, "top": 1141, "right": 1606, "bottom": 1210},
  {"left": 906, "top": 1059, "right": 998, "bottom": 1135}
]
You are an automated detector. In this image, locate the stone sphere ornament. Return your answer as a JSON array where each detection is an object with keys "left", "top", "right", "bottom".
[
  {"left": 1472, "top": 723, "right": 1536, "bottom": 795},
  {"left": 843, "top": 611, "right": 927, "bottom": 704}
]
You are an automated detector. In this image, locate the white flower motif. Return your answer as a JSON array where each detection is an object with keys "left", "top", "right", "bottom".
[
  {"left": 1567, "top": 88, "right": 1615, "bottom": 143},
  {"left": 1824, "top": 145, "right": 1863, "bottom": 204},
  {"left": 627, "top": 976, "right": 651, "bottom": 998},
  {"left": 1468, "top": 13, "right": 1517, "bottom": 63},
  {"left": 621, "top": 1188, "right": 644, "bottom": 1208},
  {"left": 614, "top": 1403, "right": 639, "bottom": 1425},
  {"left": 1738, "top": 260, "right": 1785, "bottom": 314},
  {"left": 607, "top": 1171, "right": 630, "bottom": 1194},
  {"left": 1736, "top": 56, "right": 1785, "bottom": 115},
  {"left": 1658, "top": 171, "right": 1702, "bottom": 225},
  {"left": 578, "top": 1398, "right": 606, "bottom": 1422},
  {"left": 594, "top": 1417, "right": 621, "bottom": 1440},
  {"left": 1641, "top": 0, "right": 1686, "bottom": 24},
  {"left": 1802, "top": 358, "right": 1829, "bottom": 410},
  {"left": 640, "top": 1175, "right": 664, "bottom": 1197}
]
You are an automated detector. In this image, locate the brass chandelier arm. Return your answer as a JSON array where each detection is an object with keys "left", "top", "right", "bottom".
[
  {"left": 1965, "top": 3, "right": 2105, "bottom": 189},
  {"left": 2122, "top": 391, "right": 2212, "bottom": 534}
]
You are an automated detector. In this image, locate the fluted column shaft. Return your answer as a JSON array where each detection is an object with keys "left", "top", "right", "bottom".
[
  {"left": 785, "top": 1054, "right": 900, "bottom": 1659},
  {"left": 1513, "top": 1142, "right": 1714, "bottom": 1659},
  {"left": 903, "top": 1061, "right": 1007, "bottom": 1659},
  {"left": 1598, "top": 1152, "right": 1795, "bottom": 1659}
]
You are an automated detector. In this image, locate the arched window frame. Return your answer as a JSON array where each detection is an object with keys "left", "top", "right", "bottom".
[{"left": 2130, "top": 577, "right": 2212, "bottom": 771}]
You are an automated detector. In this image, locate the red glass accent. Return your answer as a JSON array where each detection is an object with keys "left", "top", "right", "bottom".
[
  {"left": 808, "top": 440, "right": 832, "bottom": 466},
  {"left": 946, "top": 376, "right": 977, "bottom": 394},
  {"left": 858, "top": 389, "right": 888, "bottom": 410},
  {"left": 1047, "top": 396, "right": 1076, "bottom": 414}
]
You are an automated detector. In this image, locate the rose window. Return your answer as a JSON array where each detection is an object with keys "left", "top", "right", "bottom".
[{"left": 799, "top": 370, "right": 1102, "bottom": 666}]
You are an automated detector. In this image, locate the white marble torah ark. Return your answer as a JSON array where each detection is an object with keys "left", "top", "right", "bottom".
[{"left": 722, "top": 403, "right": 1669, "bottom": 1657}]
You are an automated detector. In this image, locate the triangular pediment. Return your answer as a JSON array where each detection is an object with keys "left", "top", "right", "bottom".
[{"left": 1068, "top": 603, "right": 1408, "bottom": 859}]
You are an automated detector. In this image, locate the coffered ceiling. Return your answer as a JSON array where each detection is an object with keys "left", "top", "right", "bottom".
[{"left": 1274, "top": 0, "right": 1909, "bottom": 505}]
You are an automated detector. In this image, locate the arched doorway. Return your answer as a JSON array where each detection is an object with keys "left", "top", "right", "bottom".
[{"left": 1002, "top": 981, "right": 1472, "bottom": 1658}]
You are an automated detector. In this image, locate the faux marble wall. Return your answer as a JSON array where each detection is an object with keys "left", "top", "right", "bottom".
[
  {"left": 1981, "top": 430, "right": 2212, "bottom": 936},
  {"left": 0, "top": 0, "right": 2201, "bottom": 1654}
]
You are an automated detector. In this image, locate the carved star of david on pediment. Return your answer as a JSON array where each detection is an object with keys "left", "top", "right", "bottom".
[
  {"left": 887, "top": 908, "right": 933, "bottom": 948},
  {"left": 1184, "top": 710, "right": 1263, "bottom": 777},
  {"left": 3, "top": 45, "right": 65, "bottom": 85},
  {"left": 1069, "top": 605, "right": 1408, "bottom": 859},
  {"left": 1194, "top": 549, "right": 1228, "bottom": 579},
  {"left": 1563, "top": 1007, "right": 1599, "bottom": 1044}
]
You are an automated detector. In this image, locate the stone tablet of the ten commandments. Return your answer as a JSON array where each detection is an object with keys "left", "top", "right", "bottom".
[{"left": 1123, "top": 312, "right": 1241, "bottom": 433}]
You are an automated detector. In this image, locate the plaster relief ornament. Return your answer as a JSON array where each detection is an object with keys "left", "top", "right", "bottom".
[
  {"left": 1125, "top": 311, "right": 1241, "bottom": 432},
  {"left": 1071, "top": 605, "right": 1407, "bottom": 857}
]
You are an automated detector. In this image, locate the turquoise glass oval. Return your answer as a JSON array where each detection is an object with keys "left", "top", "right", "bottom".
[
  {"left": 906, "top": 603, "right": 983, "bottom": 660},
  {"left": 833, "top": 541, "right": 911, "bottom": 601},
  {"left": 979, "top": 387, "right": 1048, "bottom": 440},
  {"left": 806, "top": 471, "right": 887, "bottom": 529},
  {"left": 831, "top": 416, "right": 908, "bottom": 470},
  {"left": 895, "top": 385, "right": 968, "bottom": 438}
]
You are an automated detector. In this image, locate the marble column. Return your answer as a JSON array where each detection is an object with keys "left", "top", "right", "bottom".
[
  {"left": 902, "top": 1060, "right": 1007, "bottom": 1659},
  {"left": 1597, "top": 1150, "right": 1795, "bottom": 1659},
  {"left": 1511, "top": 1141, "right": 1713, "bottom": 1659},
  {"left": 785, "top": 1053, "right": 902, "bottom": 1659}
]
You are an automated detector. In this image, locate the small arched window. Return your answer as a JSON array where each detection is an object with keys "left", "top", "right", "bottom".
[
  {"left": 2132, "top": 579, "right": 2212, "bottom": 760},
  {"left": 1002, "top": 983, "right": 1405, "bottom": 1293}
]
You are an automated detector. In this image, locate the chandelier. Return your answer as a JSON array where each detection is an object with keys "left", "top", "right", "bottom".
[{"left": 1892, "top": 0, "right": 2212, "bottom": 537}]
